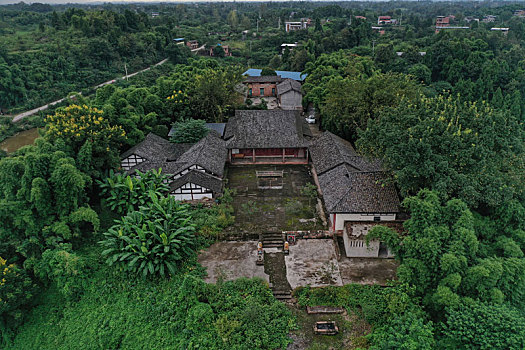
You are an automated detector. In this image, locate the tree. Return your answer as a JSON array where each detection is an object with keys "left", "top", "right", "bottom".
[
  {"left": 100, "top": 193, "right": 197, "bottom": 278},
  {"left": 227, "top": 10, "right": 238, "bottom": 30},
  {"left": 321, "top": 72, "right": 420, "bottom": 141},
  {"left": 442, "top": 301, "right": 525, "bottom": 349},
  {"left": 260, "top": 67, "right": 277, "bottom": 76},
  {"left": 169, "top": 119, "right": 209, "bottom": 144},
  {"left": 0, "top": 257, "right": 35, "bottom": 330},
  {"left": 45, "top": 104, "right": 126, "bottom": 178},
  {"left": 368, "top": 190, "right": 525, "bottom": 314},
  {"left": 189, "top": 67, "right": 243, "bottom": 122},
  {"left": 165, "top": 42, "right": 189, "bottom": 64},
  {"left": 358, "top": 95, "right": 524, "bottom": 208}
]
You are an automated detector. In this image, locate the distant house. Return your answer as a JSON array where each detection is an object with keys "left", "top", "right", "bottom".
[
  {"left": 514, "top": 10, "right": 525, "bottom": 18},
  {"left": 210, "top": 44, "right": 232, "bottom": 57},
  {"left": 436, "top": 16, "right": 450, "bottom": 26},
  {"left": 173, "top": 38, "right": 185, "bottom": 46},
  {"left": 120, "top": 132, "right": 227, "bottom": 201},
  {"left": 377, "top": 16, "right": 397, "bottom": 25},
  {"left": 281, "top": 43, "right": 299, "bottom": 54},
  {"left": 277, "top": 79, "right": 302, "bottom": 110},
  {"left": 354, "top": 16, "right": 367, "bottom": 20},
  {"left": 491, "top": 27, "right": 509, "bottom": 34},
  {"left": 224, "top": 110, "right": 312, "bottom": 164},
  {"left": 186, "top": 40, "right": 199, "bottom": 50},
  {"left": 284, "top": 19, "right": 311, "bottom": 32},
  {"left": 151, "top": 12, "right": 159, "bottom": 18},
  {"left": 243, "top": 69, "right": 307, "bottom": 82},
  {"left": 483, "top": 15, "right": 496, "bottom": 23},
  {"left": 243, "top": 76, "right": 283, "bottom": 98},
  {"left": 309, "top": 132, "right": 400, "bottom": 233}
]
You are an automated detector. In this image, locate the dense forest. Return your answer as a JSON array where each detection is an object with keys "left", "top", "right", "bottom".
[{"left": 1, "top": 1, "right": 525, "bottom": 349}]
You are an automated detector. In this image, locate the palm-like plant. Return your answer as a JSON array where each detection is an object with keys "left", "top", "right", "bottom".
[
  {"left": 97, "top": 169, "right": 170, "bottom": 214},
  {"left": 100, "top": 192, "right": 196, "bottom": 278}
]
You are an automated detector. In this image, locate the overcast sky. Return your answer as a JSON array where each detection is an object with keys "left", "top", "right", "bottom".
[
  {"left": 1, "top": 0, "right": 346, "bottom": 4},
  {"left": 2, "top": 0, "right": 368, "bottom": 5}
]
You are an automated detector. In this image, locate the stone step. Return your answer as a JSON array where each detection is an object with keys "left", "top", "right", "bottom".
[
  {"left": 272, "top": 290, "right": 292, "bottom": 300},
  {"left": 263, "top": 242, "right": 283, "bottom": 248}
]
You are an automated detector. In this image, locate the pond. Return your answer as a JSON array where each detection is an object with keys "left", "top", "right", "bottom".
[{"left": 0, "top": 128, "right": 40, "bottom": 153}]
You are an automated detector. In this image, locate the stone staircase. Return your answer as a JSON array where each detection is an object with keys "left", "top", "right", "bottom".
[
  {"left": 264, "top": 250, "right": 293, "bottom": 302},
  {"left": 260, "top": 232, "right": 284, "bottom": 249}
]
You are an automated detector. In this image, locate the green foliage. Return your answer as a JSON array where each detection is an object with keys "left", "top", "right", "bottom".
[
  {"left": 100, "top": 193, "right": 196, "bottom": 278},
  {"left": 169, "top": 118, "right": 209, "bottom": 144},
  {"left": 441, "top": 301, "right": 525, "bottom": 350},
  {"left": 0, "top": 139, "right": 98, "bottom": 263},
  {"left": 97, "top": 169, "right": 169, "bottom": 215},
  {"left": 0, "top": 257, "right": 35, "bottom": 331},
  {"left": 358, "top": 95, "right": 524, "bottom": 208},
  {"left": 260, "top": 67, "right": 277, "bottom": 76},
  {"left": 34, "top": 246, "right": 89, "bottom": 301},
  {"left": 369, "top": 190, "right": 525, "bottom": 314},
  {"left": 368, "top": 307, "right": 435, "bottom": 350},
  {"left": 8, "top": 262, "right": 294, "bottom": 349}
]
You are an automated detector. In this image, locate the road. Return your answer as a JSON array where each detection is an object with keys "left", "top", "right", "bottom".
[{"left": 12, "top": 58, "right": 168, "bottom": 123}]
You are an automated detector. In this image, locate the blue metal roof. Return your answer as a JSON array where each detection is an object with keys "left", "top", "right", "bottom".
[
  {"left": 243, "top": 69, "right": 307, "bottom": 82},
  {"left": 173, "top": 38, "right": 185, "bottom": 41}
]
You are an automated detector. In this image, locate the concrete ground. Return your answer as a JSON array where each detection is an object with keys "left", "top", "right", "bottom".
[
  {"left": 285, "top": 239, "right": 343, "bottom": 289},
  {"left": 197, "top": 240, "right": 397, "bottom": 289},
  {"left": 197, "top": 241, "right": 269, "bottom": 284},
  {"left": 338, "top": 258, "right": 398, "bottom": 286}
]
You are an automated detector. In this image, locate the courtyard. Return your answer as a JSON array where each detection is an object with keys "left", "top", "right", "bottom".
[{"left": 225, "top": 164, "right": 324, "bottom": 234}]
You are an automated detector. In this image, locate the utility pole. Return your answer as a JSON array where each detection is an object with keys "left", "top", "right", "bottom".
[
  {"left": 257, "top": 19, "right": 259, "bottom": 33},
  {"left": 124, "top": 63, "right": 128, "bottom": 80},
  {"left": 372, "top": 40, "right": 376, "bottom": 55},
  {"left": 278, "top": 17, "right": 281, "bottom": 30}
]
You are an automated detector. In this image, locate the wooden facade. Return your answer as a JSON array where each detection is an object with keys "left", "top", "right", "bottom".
[{"left": 229, "top": 147, "right": 308, "bottom": 164}]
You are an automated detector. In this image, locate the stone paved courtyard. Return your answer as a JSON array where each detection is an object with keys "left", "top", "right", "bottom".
[{"left": 198, "top": 240, "right": 397, "bottom": 288}]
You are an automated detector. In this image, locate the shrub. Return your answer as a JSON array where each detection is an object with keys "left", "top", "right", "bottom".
[
  {"left": 97, "top": 169, "right": 169, "bottom": 215},
  {"left": 169, "top": 119, "right": 208, "bottom": 144},
  {"left": 99, "top": 193, "right": 196, "bottom": 278},
  {"left": 34, "top": 246, "right": 89, "bottom": 301},
  {"left": 0, "top": 257, "right": 35, "bottom": 329}
]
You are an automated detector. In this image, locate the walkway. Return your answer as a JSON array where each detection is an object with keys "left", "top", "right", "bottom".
[{"left": 12, "top": 58, "right": 168, "bottom": 123}]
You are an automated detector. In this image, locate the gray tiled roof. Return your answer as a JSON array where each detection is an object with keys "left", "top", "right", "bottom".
[
  {"left": 276, "top": 78, "right": 302, "bottom": 95},
  {"left": 121, "top": 133, "right": 189, "bottom": 162},
  {"left": 164, "top": 132, "right": 227, "bottom": 177},
  {"left": 121, "top": 132, "right": 226, "bottom": 181},
  {"left": 318, "top": 165, "right": 400, "bottom": 213},
  {"left": 224, "top": 110, "right": 312, "bottom": 149},
  {"left": 310, "top": 132, "right": 382, "bottom": 175},
  {"left": 169, "top": 170, "right": 223, "bottom": 194},
  {"left": 244, "top": 76, "right": 283, "bottom": 84}
]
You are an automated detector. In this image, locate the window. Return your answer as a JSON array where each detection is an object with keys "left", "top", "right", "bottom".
[
  {"left": 272, "top": 88, "right": 276, "bottom": 95},
  {"left": 374, "top": 216, "right": 381, "bottom": 222},
  {"left": 260, "top": 88, "right": 265, "bottom": 95},
  {"left": 248, "top": 88, "right": 252, "bottom": 96}
]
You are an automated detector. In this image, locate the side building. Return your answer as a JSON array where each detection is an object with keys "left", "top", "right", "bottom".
[
  {"left": 120, "top": 132, "right": 227, "bottom": 201},
  {"left": 309, "top": 132, "right": 402, "bottom": 258}
]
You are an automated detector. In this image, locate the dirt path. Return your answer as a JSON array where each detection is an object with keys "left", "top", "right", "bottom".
[{"left": 12, "top": 58, "right": 168, "bottom": 123}]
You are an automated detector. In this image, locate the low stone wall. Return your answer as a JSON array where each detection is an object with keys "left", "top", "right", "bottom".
[{"left": 283, "top": 230, "right": 333, "bottom": 244}]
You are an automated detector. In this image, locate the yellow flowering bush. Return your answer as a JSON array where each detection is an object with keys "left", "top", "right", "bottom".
[
  {"left": 45, "top": 104, "right": 127, "bottom": 176},
  {"left": 0, "top": 257, "right": 35, "bottom": 327},
  {"left": 45, "top": 104, "right": 126, "bottom": 145}
]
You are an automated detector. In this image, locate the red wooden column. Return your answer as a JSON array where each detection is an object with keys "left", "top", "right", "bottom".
[
  {"left": 282, "top": 148, "right": 285, "bottom": 162},
  {"left": 252, "top": 148, "right": 255, "bottom": 163}
]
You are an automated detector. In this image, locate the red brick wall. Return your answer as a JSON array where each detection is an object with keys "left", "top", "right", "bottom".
[{"left": 247, "top": 83, "right": 277, "bottom": 97}]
